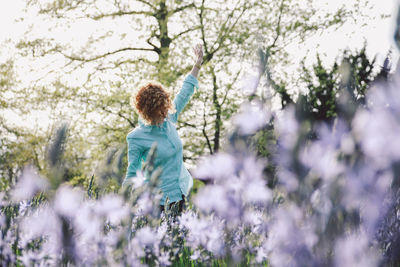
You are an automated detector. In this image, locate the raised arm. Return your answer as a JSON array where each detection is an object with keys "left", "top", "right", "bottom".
[
  {"left": 122, "top": 136, "right": 143, "bottom": 186},
  {"left": 169, "top": 44, "right": 203, "bottom": 123}
]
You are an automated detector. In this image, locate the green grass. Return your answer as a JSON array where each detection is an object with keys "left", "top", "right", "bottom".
[{"left": 170, "top": 247, "right": 269, "bottom": 267}]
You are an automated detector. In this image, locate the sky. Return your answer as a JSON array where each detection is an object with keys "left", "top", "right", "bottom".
[
  {"left": 295, "top": 0, "right": 399, "bottom": 67},
  {"left": 0, "top": 0, "right": 398, "bottom": 130},
  {"left": 0, "top": 0, "right": 397, "bottom": 65}
]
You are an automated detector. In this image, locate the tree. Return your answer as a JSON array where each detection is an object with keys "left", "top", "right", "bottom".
[
  {"left": 271, "top": 45, "right": 380, "bottom": 122},
  {"left": 251, "top": 44, "right": 385, "bottom": 190},
  {"left": 0, "top": 60, "right": 45, "bottom": 188}
]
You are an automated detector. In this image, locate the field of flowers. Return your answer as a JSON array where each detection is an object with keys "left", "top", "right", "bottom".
[
  {"left": 1, "top": 58, "right": 400, "bottom": 267},
  {"left": 2, "top": 24, "right": 400, "bottom": 267}
]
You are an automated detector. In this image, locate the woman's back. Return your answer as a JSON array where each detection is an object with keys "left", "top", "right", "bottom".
[
  {"left": 126, "top": 115, "right": 190, "bottom": 205},
  {"left": 123, "top": 44, "right": 203, "bottom": 208}
]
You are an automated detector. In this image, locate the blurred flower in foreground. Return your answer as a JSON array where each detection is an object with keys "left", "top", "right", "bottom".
[
  {"left": 234, "top": 101, "right": 270, "bottom": 135},
  {"left": 241, "top": 73, "right": 260, "bottom": 96},
  {"left": 53, "top": 185, "right": 84, "bottom": 218},
  {"left": 334, "top": 232, "right": 380, "bottom": 267},
  {"left": 194, "top": 152, "right": 236, "bottom": 181},
  {"left": 11, "top": 165, "right": 48, "bottom": 202},
  {"left": 275, "top": 106, "right": 299, "bottom": 150},
  {"left": 94, "top": 194, "right": 129, "bottom": 225},
  {"left": 266, "top": 204, "right": 318, "bottom": 266},
  {"left": 353, "top": 82, "right": 400, "bottom": 168}
]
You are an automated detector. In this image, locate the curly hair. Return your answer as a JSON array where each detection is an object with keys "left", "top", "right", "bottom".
[{"left": 133, "top": 82, "right": 173, "bottom": 125}]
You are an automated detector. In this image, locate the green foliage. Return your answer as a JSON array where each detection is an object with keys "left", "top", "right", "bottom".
[
  {"left": 300, "top": 45, "right": 377, "bottom": 123},
  {"left": 0, "top": 128, "right": 47, "bottom": 190},
  {"left": 273, "top": 45, "right": 379, "bottom": 123},
  {"left": 191, "top": 178, "right": 205, "bottom": 196},
  {"left": 301, "top": 54, "right": 340, "bottom": 122},
  {"left": 341, "top": 45, "right": 377, "bottom": 100},
  {"left": 251, "top": 121, "right": 277, "bottom": 188},
  {"left": 169, "top": 246, "right": 269, "bottom": 267},
  {"left": 68, "top": 174, "right": 100, "bottom": 198}
]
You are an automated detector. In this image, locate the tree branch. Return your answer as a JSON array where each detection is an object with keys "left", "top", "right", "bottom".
[
  {"left": 177, "top": 121, "right": 198, "bottom": 130},
  {"left": 202, "top": 96, "right": 213, "bottom": 154},
  {"left": 183, "top": 155, "right": 197, "bottom": 161},
  {"left": 262, "top": 0, "right": 286, "bottom": 100},
  {"left": 270, "top": 0, "right": 285, "bottom": 50},
  {"left": 209, "top": 3, "right": 246, "bottom": 57},
  {"left": 221, "top": 69, "right": 242, "bottom": 106},
  {"left": 100, "top": 105, "right": 135, "bottom": 128},
  {"left": 146, "top": 33, "right": 161, "bottom": 54},
  {"left": 90, "top": 10, "right": 153, "bottom": 20},
  {"left": 171, "top": 26, "right": 201, "bottom": 41},
  {"left": 198, "top": 0, "right": 209, "bottom": 55},
  {"left": 170, "top": 3, "right": 195, "bottom": 14},
  {"left": 59, "top": 47, "right": 156, "bottom": 62},
  {"left": 198, "top": 1, "right": 247, "bottom": 65},
  {"left": 137, "top": 0, "right": 155, "bottom": 9}
]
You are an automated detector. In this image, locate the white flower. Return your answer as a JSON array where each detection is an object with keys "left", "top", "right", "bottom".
[
  {"left": 276, "top": 168, "right": 299, "bottom": 191},
  {"left": 243, "top": 209, "right": 264, "bottom": 227},
  {"left": 240, "top": 156, "right": 267, "bottom": 182},
  {"left": 206, "top": 224, "right": 224, "bottom": 256},
  {"left": 255, "top": 242, "right": 268, "bottom": 263},
  {"left": 340, "top": 133, "right": 355, "bottom": 154}
]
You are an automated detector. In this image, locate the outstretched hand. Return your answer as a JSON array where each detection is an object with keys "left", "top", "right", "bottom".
[
  {"left": 193, "top": 44, "right": 203, "bottom": 65},
  {"left": 190, "top": 44, "right": 203, "bottom": 78}
]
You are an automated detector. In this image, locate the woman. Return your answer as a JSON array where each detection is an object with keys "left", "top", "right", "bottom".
[{"left": 122, "top": 44, "right": 203, "bottom": 214}]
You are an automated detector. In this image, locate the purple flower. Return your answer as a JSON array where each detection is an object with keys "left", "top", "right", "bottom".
[
  {"left": 157, "top": 251, "right": 171, "bottom": 266},
  {"left": 134, "top": 226, "right": 158, "bottom": 247},
  {"left": 194, "top": 152, "right": 236, "bottom": 181},
  {"left": 234, "top": 102, "right": 270, "bottom": 135},
  {"left": 53, "top": 185, "right": 84, "bottom": 218},
  {"left": 11, "top": 165, "right": 48, "bottom": 203},
  {"left": 94, "top": 194, "right": 129, "bottom": 224},
  {"left": 300, "top": 143, "right": 344, "bottom": 181},
  {"left": 194, "top": 184, "right": 241, "bottom": 220},
  {"left": 334, "top": 232, "right": 380, "bottom": 267},
  {"left": 275, "top": 106, "right": 299, "bottom": 150}
]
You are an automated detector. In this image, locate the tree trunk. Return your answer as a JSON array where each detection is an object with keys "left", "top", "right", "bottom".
[{"left": 212, "top": 70, "right": 221, "bottom": 152}]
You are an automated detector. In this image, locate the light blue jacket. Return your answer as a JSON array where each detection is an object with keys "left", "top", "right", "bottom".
[{"left": 123, "top": 74, "right": 198, "bottom": 205}]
